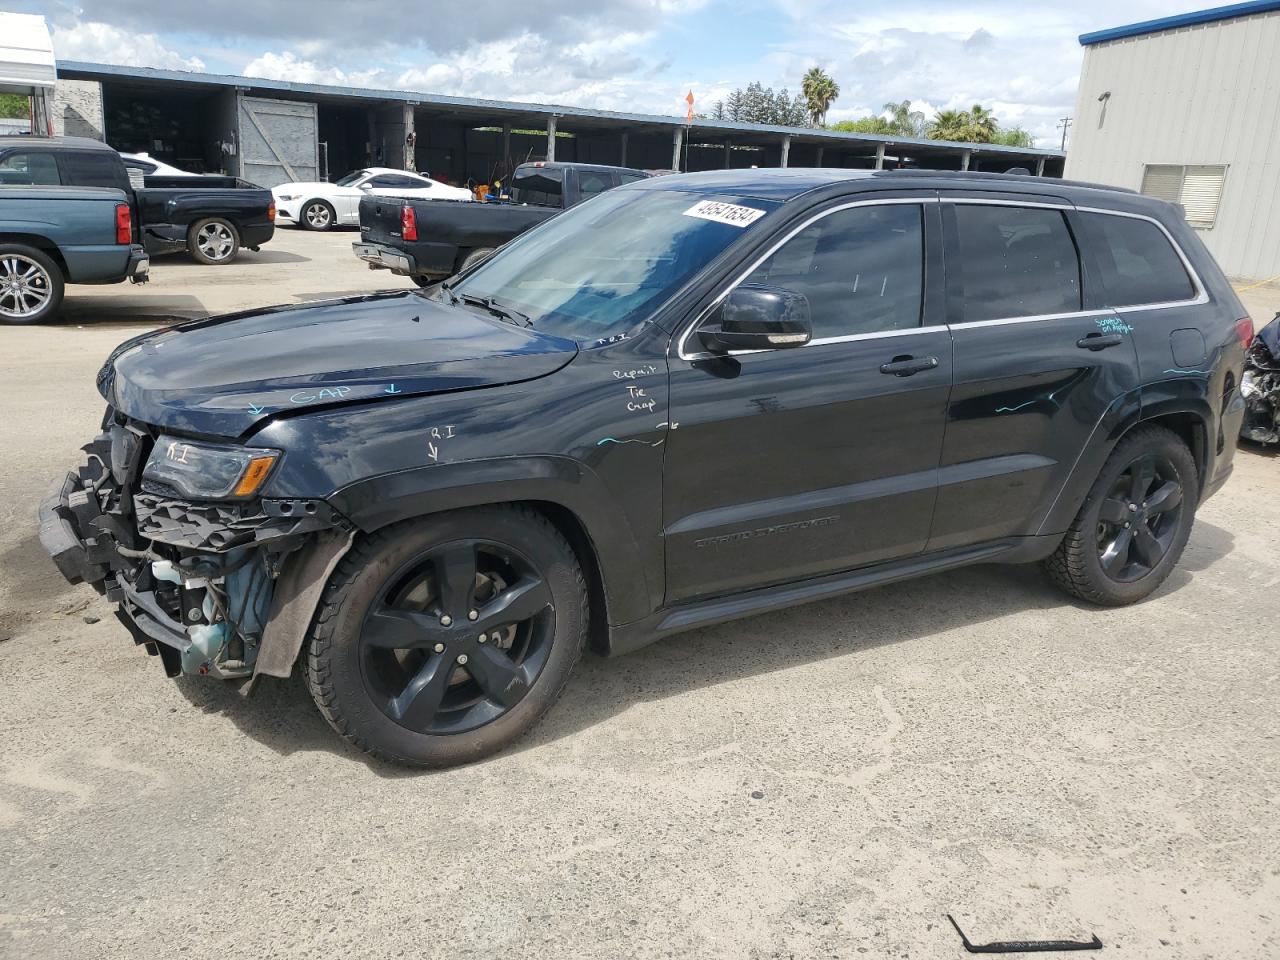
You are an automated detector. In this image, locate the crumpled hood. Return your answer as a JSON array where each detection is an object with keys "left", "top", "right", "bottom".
[{"left": 102, "top": 292, "right": 577, "bottom": 437}]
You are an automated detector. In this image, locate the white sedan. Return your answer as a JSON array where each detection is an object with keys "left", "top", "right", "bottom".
[{"left": 272, "top": 168, "right": 472, "bottom": 230}]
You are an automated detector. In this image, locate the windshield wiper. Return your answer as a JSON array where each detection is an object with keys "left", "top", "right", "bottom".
[{"left": 459, "top": 292, "right": 532, "bottom": 327}]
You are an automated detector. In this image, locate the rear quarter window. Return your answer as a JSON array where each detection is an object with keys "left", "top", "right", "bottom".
[{"left": 1078, "top": 211, "right": 1195, "bottom": 307}]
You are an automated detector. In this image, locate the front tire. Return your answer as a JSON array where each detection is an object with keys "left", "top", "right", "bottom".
[
  {"left": 301, "top": 200, "right": 335, "bottom": 231},
  {"left": 1045, "top": 425, "right": 1198, "bottom": 606},
  {"left": 304, "top": 506, "right": 588, "bottom": 767},
  {"left": 0, "top": 245, "right": 64, "bottom": 324},
  {"left": 188, "top": 218, "right": 240, "bottom": 264}
]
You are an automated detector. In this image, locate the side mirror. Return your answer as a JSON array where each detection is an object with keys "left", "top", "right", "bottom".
[
  {"left": 698, "top": 284, "right": 812, "bottom": 353},
  {"left": 358, "top": 182, "right": 373, "bottom": 191}
]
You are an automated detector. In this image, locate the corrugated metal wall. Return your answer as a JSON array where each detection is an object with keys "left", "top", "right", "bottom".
[{"left": 1064, "top": 10, "right": 1280, "bottom": 282}]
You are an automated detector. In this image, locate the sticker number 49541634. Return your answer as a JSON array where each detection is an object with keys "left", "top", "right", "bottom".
[{"left": 682, "top": 200, "right": 766, "bottom": 228}]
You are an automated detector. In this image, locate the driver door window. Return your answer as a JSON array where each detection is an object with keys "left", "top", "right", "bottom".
[{"left": 743, "top": 203, "right": 924, "bottom": 340}]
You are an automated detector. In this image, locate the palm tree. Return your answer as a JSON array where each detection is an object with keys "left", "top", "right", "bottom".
[
  {"left": 882, "top": 99, "right": 926, "bottom": 138},
  {"left": 964, "top": 104, "right": 998, "bottom": 142},
  {"left": 801, "top": 67, "right": 840, "bottom": 127},
  {"left": 928, "top": 109, "right": 969, "bottom": 142}
]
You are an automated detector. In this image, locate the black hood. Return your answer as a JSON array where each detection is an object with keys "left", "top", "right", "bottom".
[{"left": 102, "top": 292, "right": 578, "bottom": 437}]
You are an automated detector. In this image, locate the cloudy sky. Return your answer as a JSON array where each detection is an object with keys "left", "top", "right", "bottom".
[{"left": 18, "top": 0, "right": 1204, "bottom": 146}]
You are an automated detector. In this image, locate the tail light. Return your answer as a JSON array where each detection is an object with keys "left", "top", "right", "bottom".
[
  {"left": 400, "top": 204, "right": 418, "bottom": 241},
  {"left": 115, "top": 203, "right": 131, "bottom": 245},
  {"left": 267, "top": 201, "right": 276, "bottom": 222},
  {"left": 1235, "top": 317, "right": 1254, "bottom": 350}
]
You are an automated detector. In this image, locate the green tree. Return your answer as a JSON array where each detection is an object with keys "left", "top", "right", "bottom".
[
  {"left": 801, "top": 67, "right": 840, "bottom": 127},
  {"left": 716, "top": 82, "right": 808, "bottom": 126},
  {"left": 927, "top": 109, "right": 970, "bottom": 141},
  {"left": 992, "top": 127, "right": 1035, "bottom": 148},
  {"left": 829, "top": 116, "right": 894, "bottom": 135},
  {"left": 882, "top": 99, "right": 926, "bottom": 137},
  {"left": 964, "top": 104, "right": 998, "bottom": 141},
  {"left": 0, "top": 94, "right": 30, "bottom": 119}
]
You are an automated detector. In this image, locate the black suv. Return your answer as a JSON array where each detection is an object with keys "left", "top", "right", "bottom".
[{"left": 40, "top": 169, "right": 1250, "bottom": 766}]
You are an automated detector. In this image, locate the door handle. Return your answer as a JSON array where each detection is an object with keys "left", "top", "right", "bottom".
[
  {"left": 879, "top": 355, "right": 939, "bottom": 377},
  {"left": 1077, "top": 333, "right": 1125, "bottom": 350}
]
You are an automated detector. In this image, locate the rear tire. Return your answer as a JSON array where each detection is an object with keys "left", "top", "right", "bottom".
[
  {"left": 188, "top": 218, "right": 240, "bottom": 265},
  {"left": 304, "top": 506, "right": 588, "bottom": 767},
  {"left": 301, "top": 200, "right": 335, "bottom": 231},
  {"left": 1044, "top": 425, "right": 1198, "bottom": 606},
  {"left": 0, "top": 244, "right": 64, "bottom": 324},
  {"left": 458, "top": 247, "right": 495, "bottom": 273}
]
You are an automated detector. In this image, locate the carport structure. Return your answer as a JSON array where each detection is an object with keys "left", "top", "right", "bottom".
[{"left": 57, "top": 61, "right": 1065, "bottom": 188}]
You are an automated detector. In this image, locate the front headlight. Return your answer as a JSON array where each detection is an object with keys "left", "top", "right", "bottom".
[{"left": 143, "top": 437, "right": 280, "bottom": 500}]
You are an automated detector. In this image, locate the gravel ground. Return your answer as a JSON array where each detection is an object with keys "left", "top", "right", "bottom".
[{"left": 1, "top": 230, "right": 1278, "bottom": 959}]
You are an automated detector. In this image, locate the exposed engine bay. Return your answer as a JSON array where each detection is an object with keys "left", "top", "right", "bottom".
[
  {"left": 1241, "top": 313, "right": 1280, "bottom": 446},
  {"left": 38, "top": 412, "right": 351, "bottom": 681}
]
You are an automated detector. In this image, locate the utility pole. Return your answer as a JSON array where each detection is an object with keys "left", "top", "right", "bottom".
[{"left": 1057, "top": 116, "right": 1073, "bottom": 151}]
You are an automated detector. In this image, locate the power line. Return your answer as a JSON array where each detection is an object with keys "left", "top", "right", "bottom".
[{"left": 1057, "top": 116, "right": 1073, "bottom": 151}]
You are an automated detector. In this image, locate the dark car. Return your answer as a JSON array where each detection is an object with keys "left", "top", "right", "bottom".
[
  {"left": 0, "top": 136, "right": 275, "bottom": 272},
  {"left": 354, "top": 161, "right": 650, "bottom": 285},
  {"left": 40, "top": 168, "right": 1249, "bottom": 766}
]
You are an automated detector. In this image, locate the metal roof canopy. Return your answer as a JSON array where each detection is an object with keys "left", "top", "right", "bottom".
[
  {"left": 59, "top": 60, "right": 1063, "bottom": 163},
  {"left": 1, "top": 13, "right": 56, "bottom": 94},
  {"left": 1079, "top": 0, "right": 1280, "bottom": 45}
]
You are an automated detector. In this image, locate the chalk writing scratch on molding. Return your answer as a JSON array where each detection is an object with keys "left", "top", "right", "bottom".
[
  {"left": 385, "top": 383, "right": 402, "bottom": 394},
  {"left": 1163, "top": 368, "right": 1210, "bottom": 376},
  {"left": 612, "top": 365, "right": 659, "bottom": 380},
  {"left": 1095, "top": 316, "right": 1134, "bottom": 335},
  {"left": 247, "top": 402, "right": 265, "bottom": 415}
]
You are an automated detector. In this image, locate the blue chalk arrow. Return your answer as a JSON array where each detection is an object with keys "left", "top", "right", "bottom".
[
  {"left": 385, "top": 384, "right": 402, "bottom": 394},
  {"left": 247, "top": 403, "right": 265, "bottom": 415}
]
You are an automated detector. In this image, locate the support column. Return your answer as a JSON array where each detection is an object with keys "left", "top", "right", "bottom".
[
  {"left": 546, "top": 115, "right": 557, "bottom": 163},
  {"left": 1035, "top": 156, "right": 1045, "bottom": 177},
  {"left": 672, "top": 126, "right": 684, "bottom": 171},
  {"left": 723, "top": 141, "right": 731, "bottom": 169},
  {"left": 403, "top": 104, "right": 416, "bottom": 172},
  {"left": 502, "top": 123, "right": 511, "bottom": 168},
  {"left": 874, "top": 143, "right": 885, "bottom": 170},
  {"left": 815, "top": 146, "right": 824, "bottom": 167},
  {"left": 960, "top": 149, "right": 972, "bottom": 172},
  {"left": 780, "top": 135, "right": 791, "bottom": 168},
  {"left": 619, "top": 131, "right": 629, "bottom": 167}
]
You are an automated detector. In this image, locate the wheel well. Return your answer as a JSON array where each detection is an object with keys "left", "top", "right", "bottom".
[
  {"left": 523, "top": 500, "right": 611, "bottom": 655},
  {"left": 1137, "top": 411, "right": 1208, "bottom": 495},
  {"left": 0, "top": 233, "right": 69, "bottom": 280}
]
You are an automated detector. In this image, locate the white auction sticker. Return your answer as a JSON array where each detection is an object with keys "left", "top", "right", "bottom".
[{"left": 682, "top": 199, "right": 766, "bottom": 228}]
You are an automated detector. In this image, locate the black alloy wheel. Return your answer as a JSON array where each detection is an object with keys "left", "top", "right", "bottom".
[
  {"left": 304, "top": 506, "right": 588, "bottom": 766},
  {"left": 1045, "top": 424, "right": 1198, "bottom": 606},
  {"left": 360, "top": 539, "right": 554, "bottom": 734},
  {"left": 1094, "top": 454, "right": 1184, "bottom": 582}
]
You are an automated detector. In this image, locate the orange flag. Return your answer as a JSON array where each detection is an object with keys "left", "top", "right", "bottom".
[{"left": 685, "top": 90, "right": 695, "bottom": 124}]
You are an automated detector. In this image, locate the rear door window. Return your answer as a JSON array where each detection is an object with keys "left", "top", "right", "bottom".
[
  {"left": 0, "top": 151, "right": 61, "bottom": 185},
  {"left": 1077, "top": 211, "right": 1195, "bottom": 306},
  {"left": 948, "top": 204, "right": 1082, "bottom": 322},
  {"left": 59, "top": 151, "right": 129, "bottom": 191}
]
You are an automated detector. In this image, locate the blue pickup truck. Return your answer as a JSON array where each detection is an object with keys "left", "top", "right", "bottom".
[{"left": 0, "top": 182, "right": 149, "bottom": 323}]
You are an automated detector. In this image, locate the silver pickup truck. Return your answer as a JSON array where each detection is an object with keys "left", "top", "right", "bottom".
[{"left": 0, "top": 183, "right": 149, "bottom": 324}]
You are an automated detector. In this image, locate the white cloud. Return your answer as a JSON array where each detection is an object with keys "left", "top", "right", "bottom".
[
  {"left": 243, "top": 51, "right": 383, "bottom": 87},
  {"left": 51, "top": 21, "right": 206, "bottom": 72}
]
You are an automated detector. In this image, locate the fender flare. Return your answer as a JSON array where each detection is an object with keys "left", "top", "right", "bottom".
[
  {"left": 1037, "top": 383, "right": 1214, "bottom": 536},
  {"left": 327, "top": 455, "right": 656, "bottom": 625}
]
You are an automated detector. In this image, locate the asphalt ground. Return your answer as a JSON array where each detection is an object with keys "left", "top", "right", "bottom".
[{"left": 1, "top": 226, "right": 1278, "bottom": 959}]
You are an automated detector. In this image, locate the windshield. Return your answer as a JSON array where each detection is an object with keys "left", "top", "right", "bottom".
[
  {"left": 447, "top": 189, "right": 779, "bottom": 342},
  {"left": 335, "top": 170, "right": 368, "bottom": 187}
]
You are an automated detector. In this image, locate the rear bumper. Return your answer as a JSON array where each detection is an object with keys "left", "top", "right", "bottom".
[{"left": 353, "top": 241, "right": 415, "bottom": 275}]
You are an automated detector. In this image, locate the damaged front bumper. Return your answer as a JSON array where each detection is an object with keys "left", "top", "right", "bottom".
[{"left": 38, "top": 423, "right": 352, "bottom": 683}]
